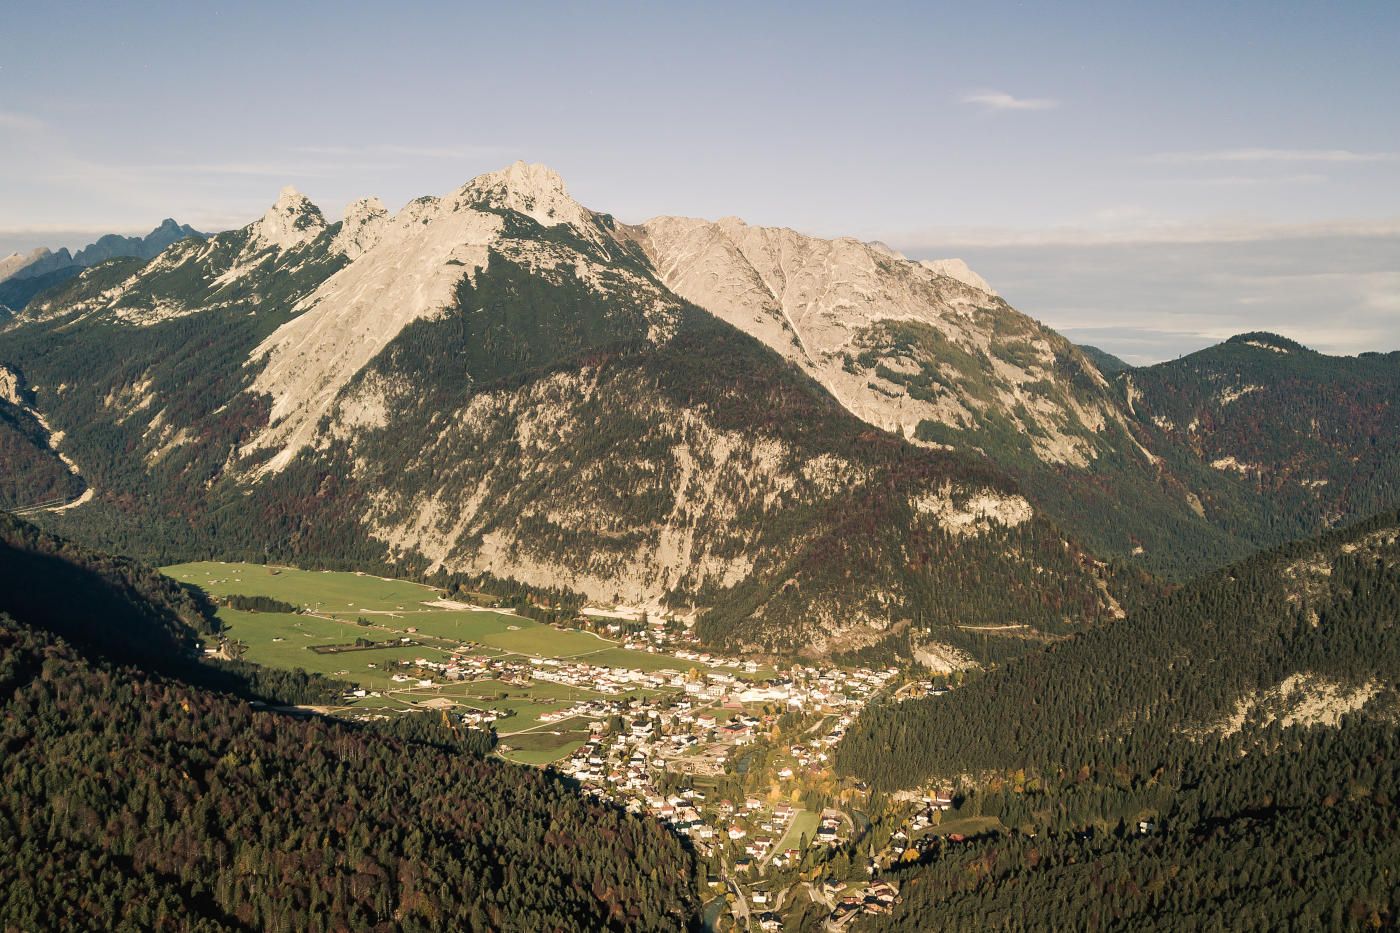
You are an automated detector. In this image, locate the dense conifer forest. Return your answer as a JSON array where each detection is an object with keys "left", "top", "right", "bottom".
[
  {"left": 0, "top": 394, "right": 83, "bottom": 510},
  {"left": 837, "top": 511, "right": 1400, "bottom": 929},
  {"left": 867, "top": 722, "right": 1398, "bottom": 930},
  {"left": 0, "top": 516, "right": 702, "bottom": 931}
]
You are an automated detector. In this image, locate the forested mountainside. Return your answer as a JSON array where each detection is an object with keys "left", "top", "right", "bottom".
[
  {"left": 863, "top": 724, "right": 1398, "bottom": 931},
  {"left": 0, "top": 624, "right": 699, "bottom": 931},
  {"left": 839, "top": 509, "right": 1399, "bottom": 785},
  {"left": 832, "top": 511, "right": 1399, "bottom": 929},
  {"left": 0, "top": 164, "right": 1122, "bottom": 663},
  {"left": 1121, "top": 332, "right": 1400, "bottom": 551},
  {"left": 0, "top": 365, "right": 83, "bottom": 510}
]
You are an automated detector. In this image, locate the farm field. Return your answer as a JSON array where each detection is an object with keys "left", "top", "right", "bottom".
[
  {"left": 498, "top": 717, "right": 594, "bottom": 766},
  {"left": 211, "top": 609, "right": 456, "bottom": 691},
  {"left": 160, "top": 560, "right": 744, "bottom": 763},
  {"left": 165, "top": 561, "right": 435, "bottom": 612}
]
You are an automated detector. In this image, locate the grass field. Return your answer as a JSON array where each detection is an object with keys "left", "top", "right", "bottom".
[
  {"left": 331, "top": 609, "right": 519, "bottom": 643},
  {"left": 925, "top": 815, "right": 1005, "bottom": 838},
  {"left": 497, "top": 717, "right": 594, "bottom": 765},
  {"left": 164, "top": 561, "right": 439, "bottom": 612},
  {"left": 214, "top": 607, "right": 456, "bottom": 691},
  {"left": 772, "top": 809, "right": 820, "bottom": 856},
  {"left": 473, "top": 624, "right": 613, "bottom": 658}
]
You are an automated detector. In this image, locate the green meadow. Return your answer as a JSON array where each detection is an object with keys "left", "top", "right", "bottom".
[
  {"left": 164, "top": 561, "right": 437, "bottom": 613},
  {"left": 160, "top": 559, "right": 762, "bottom": 762}
]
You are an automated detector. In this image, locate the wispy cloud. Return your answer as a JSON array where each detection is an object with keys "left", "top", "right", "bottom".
[
  {"left": 888, "top": 218, "right": 1400, "bottom": 249},
  {"left": 1156, "top": 173, "right": 1329, "bottom": 187},
  {"left": 961, "top": 90, "right": 1060, "bottom": 112},
  {"left": 292, "top": 143, "right": 513, "bottom": 160},
  {"left": 0, "top": 111, "right": 47, "bottom": 133},
  {"left": 1148, "top": 148, "right": 1398, "bottom": 164}
]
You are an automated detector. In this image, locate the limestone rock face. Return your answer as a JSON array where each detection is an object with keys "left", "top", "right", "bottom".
[{"left": 634, "top": 214, "right": 1129, "bottom": 467}]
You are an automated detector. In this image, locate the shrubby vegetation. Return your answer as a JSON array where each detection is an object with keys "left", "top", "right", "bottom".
[{"left": 222, "top": 592, "right": 299, "bottom": 614}]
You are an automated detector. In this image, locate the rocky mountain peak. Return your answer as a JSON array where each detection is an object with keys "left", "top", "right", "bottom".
[
  {"left": 248, "top": 186, "right": 328, "bottom": 252},
  {"left": 920, "top": 258, "right": 996, "bottom": 296},
  {"left": 332, "top": 196, "right": 390, "bottom": 259},
  {"left": 0, "top": 246, "right": 76, "bottom": 286},
  {"left": 0, "top": 247, "right": 54, "bottom": 284},
  {"left": 458, "top": 161, "right": 589, "bottom": 229}
]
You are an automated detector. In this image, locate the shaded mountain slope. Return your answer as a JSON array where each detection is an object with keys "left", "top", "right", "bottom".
[
  {"left": 1122, "top": 332, "right": 1400, "bottom": 549},
  {"left": 0, "top": 522, "right": 700, "bottom": 931}
]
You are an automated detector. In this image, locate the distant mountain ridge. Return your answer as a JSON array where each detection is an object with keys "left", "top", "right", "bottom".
[
  {"left": 0, "top": 219, "right": 204, "bottom": 314},
  {"left": 1118, "top": 331, "right": 1400, "bottom": 551}
]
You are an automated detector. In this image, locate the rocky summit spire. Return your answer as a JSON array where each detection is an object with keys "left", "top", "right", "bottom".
[
  {"left": 248, "top": 185, "right": 328, "bottom": 252},
  {"left": 332, "top": 196, "right": 390, "bottom": 260}
]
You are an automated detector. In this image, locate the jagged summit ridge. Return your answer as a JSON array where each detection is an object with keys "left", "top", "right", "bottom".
[
  {"left": 458, "top": 161, "right": 590, "bottom": 229},
  {"left": 633, "top": 212, "right": 1121, "bottom": 465}
]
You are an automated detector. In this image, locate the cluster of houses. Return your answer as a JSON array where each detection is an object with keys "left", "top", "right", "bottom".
[
  {"left": 553, "top": 664, "right": 902, "bottom": 896},
  {"left": 561, "top": 704, "right": 777, "bottom": 860},
  {"left": 825, "top": 879, "right": 901, "bottom": 923},
  {"left": 345, "top": 605, "right": 913, "bottom": 929},
  {"left": 877, "top": 791, "right": 958, "bottom": 866}
]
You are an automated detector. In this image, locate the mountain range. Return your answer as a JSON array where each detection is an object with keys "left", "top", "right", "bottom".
[
  {"left": 0, "top": 218, "right": 204, "bottom": 317},
  {"left": 1, "top": 162, "right": 1397, "bottom": 665},
  {"left": 1, "top": 160, "right": 1396, "bottom": 931}
]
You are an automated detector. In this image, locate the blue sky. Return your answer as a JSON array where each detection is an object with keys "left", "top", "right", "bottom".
[{"left": 2, "top": 0, "right": 1396, "bottom": 362}]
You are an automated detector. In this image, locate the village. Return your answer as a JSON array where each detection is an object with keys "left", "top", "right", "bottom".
[
  {"left": 365, "top": 612, "right": 928, "bottom": 930},
  {"left": 165, "top": 562, "right": 936, "bottom": 930}
]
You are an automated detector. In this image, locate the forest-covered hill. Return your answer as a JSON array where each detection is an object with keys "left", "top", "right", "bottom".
[
  {"left": 834, "top": 511, "right": 1400, "bottom": 929},
  {"left": 0, "top": 515, "right": 701, "bottom": 931}
]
